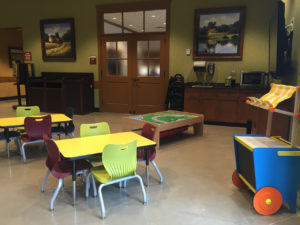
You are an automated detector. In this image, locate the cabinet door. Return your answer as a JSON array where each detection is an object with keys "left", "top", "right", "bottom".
[
  {"left": 217, "top": 89, "right": 238, "bottom": 123},
  {"left": 218, "top": 99, "right": 238, "bottom": 123}
]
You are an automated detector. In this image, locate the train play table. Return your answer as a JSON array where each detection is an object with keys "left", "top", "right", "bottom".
[{"left": 122, "top": 110, "right": 204, "bottom": 148}]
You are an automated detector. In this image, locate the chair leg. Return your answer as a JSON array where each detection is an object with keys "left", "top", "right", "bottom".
[
  {"left": 151, "top": 160, "right": 163, "bottom": 183},
  {"left": 50, "top": 178, "right": 63, "bottom": 211},
  {"left": 135, "top": 175, "right": 147, "bottom": 204},
  {"left": 81, "top": 174, "right": 85, "bottom": 183},
  {"left": 118, "top": 182, "right": 123, "bottom": 188},
  {"left": 58, "top": 134, "right": 61, "bottom": 140},
  {"left": 21, "top": 143, "right": 27, "bottom": 163},
  {"left": 123, "top": 180, "right": 127, "bottom": 188},
  {"left": 41, "top": 170, "right": 51, "bottom": 192},
  {"left": 85, "top": 173, "right": 91, "bottom": 198},
  {"left": 67, "top": 132, "right": 75, "bottom": 138},
  {"left": 16, "top": 137, "right": 21, "bottom": 155},
  {"left": 98, "top": 184, "right": 106, "bottom": 218},
  {"left": 91, "top": 174, "right": 97, "bottom": 197}
]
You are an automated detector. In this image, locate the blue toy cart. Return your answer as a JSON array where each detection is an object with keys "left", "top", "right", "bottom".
[{"left": 232, "top": 84, "right": 300, "bottom": 215}]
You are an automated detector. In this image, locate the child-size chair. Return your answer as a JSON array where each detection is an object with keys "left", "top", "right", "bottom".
[
  {"left": 20, "top": 115, "right": 51, "bottom": 162},
  {"left": 85, "top": 140, "right": 147, "bottom": 218},
  {"left": 16, "top": 106, "right": 40, "bottom": 133},
  {"left": 41, "top": 135, "right": 91, "bottom": 210},
  {"left": 80, "top": 122, "right": 110, "bottom": 164},
  {"left": 138, "top": 123, "right": 163, "bottom": 183},
  {"left": 51, "top": 107, "right": 75, "bottom": 139}
]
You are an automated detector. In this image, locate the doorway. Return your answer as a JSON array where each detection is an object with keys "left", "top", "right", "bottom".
[{"left": 97, "top": 2, "right": 170, "bottom": 114}]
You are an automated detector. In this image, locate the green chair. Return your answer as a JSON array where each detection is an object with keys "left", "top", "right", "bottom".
[
  {"left": 16, "top": 106, "right": 40, "bottom": 133},
  {"left": 80, "top": 122, "right": 110, "bottom": 137},
  {"left": 16, "top": 106, "right": 40, "bottom": 117},
  {"left": 85, "top": 140, "right": 147, "bottom": 218},
  {"left": 80, "top": 122, "right": 110, "bottom": 163}
]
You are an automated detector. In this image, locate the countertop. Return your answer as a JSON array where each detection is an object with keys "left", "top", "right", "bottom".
[{"left": 184, "top": 82, "right": 269, "bottom": 90}]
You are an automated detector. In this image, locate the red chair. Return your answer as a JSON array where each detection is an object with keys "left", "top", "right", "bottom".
[
  {"left": 20, "top": 115, "right": 52, "bottom": 163},
  {"left": 137, "top": 123, "right": 163, "bottom": 183},
  {"left": 41, "top": 135, "right": 91, "bottom": 210}
]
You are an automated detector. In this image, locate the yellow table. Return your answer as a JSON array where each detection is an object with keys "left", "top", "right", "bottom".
[
  {"left": 0, "top": 114, "right": 71, "bottom": 151},
  {"left": 0, "top": 114, "right": 71, "bottom": 128},
  {"left": 55, "top": 131, "right": 156, "bottom": 204}
]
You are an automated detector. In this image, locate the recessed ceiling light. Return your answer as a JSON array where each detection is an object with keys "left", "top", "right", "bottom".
[
  {"left": 112, "top": 17, "right": 117, "bottom": 20},
  {"left": 129, "top": 24, "right": 133, "bottom": 27},
  {"left": 151, "top": 15, "right": 156, "bottom": 18},
  {"left": 163, "top": 22, "right": 166, "bottom": 25}
]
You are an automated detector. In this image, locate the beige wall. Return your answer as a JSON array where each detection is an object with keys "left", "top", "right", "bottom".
[
  {"left": 0, "top": 27, "right": 24, "bottom": 97},
  {"left": 0, "top": 0, "right": 279, "bottom": 105},
  {"left": 0, "top": 28, "right": 22, "bottom": 77}
]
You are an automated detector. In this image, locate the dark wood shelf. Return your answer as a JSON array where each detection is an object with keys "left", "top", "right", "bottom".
[{"left": 27, "top": 72, "right": 94, "bottom": 114}]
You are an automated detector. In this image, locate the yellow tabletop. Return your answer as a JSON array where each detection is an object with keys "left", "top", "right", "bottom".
[
  {"left": 0, "top": 114, "right": 71, "bottom": 128},
  {"left": 55, "top": 132, "right": 156, "bottom": 159}
]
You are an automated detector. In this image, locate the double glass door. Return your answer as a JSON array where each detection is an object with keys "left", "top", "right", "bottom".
[{"left": 100, "top": 35, "right": 167, "bottom": 113}]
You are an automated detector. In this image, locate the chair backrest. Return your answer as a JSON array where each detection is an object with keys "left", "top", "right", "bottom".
[
  {"left": 43, "top": 134, "right": 60, "bottom": 171},
  {"left": 80, "top": 122, "right": 110, "bottom": 137},
  {"left": 65, "top": 107, "right": 75, "bottom": 132},
  {"left": 65, "top": 107, "right": 74, "bottom": 119},
  {"left": 16, "top": 106, "right": 40, "bottom": 117},
  {"left": 24, "top": 115, "right": 52, "bottom": 140},
  {"left": 141, "top": 123, "right": 156, "bottom": 141},
  {"left": 102, "top": 140, "right": 137, "bottom": 180}
]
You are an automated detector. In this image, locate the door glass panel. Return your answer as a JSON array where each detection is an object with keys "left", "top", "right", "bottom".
[
  {"left": 105, "top": 41, "right": 128, "bottom": 76},
  {"left": 106, "top": 42, "right": 117, "bottom": 58},
  {"left": 119, "top": 60, "right": 128, "bottom": 76},
  {"left": 137, "top": 60, "right": 148, "bottom": 77},
  {"left": 137, "top": 41, "right": 148, "bottom": 58},
  {"left": 106, "top": 60, "right": 117, "bottom": 75},
  {"left": 104, "top": 13, "right": 122, "bottom": 34},
  {"left": 123, "top": 11, "right": 143, "bottom": 33},
  {"left": 149, "top": 40, "right": 160, "bottom": 58},
  {"left": 117, "top": 41, "right": 127, "bottom": 58},
  {"left": 145, "top": 9, "right": 166, "bottom": 32},
  {"left": 149, "top": 60, "right": 160, "bottom": 76}
]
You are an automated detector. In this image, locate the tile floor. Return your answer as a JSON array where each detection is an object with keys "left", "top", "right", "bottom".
[{"left": 0, "top": 100, "right": 300, "bottom": 225}]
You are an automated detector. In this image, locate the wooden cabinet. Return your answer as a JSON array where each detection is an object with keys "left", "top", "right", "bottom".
[
  {"left": 27, "top": 72, "right": 94, "bottom": 114},
  {"left": 184, "top": 86, "right": 290, "bottom": 139}
]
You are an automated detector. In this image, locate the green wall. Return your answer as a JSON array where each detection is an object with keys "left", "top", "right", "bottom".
[{"left": 0, "top": 0, "right": 278, "bottom": 107}]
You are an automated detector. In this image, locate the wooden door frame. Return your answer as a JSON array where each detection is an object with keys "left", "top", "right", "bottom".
[{"left": 96, "top": 0, "right": 170, "bottom": 111}]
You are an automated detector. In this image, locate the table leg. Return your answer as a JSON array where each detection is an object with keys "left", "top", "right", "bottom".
[
  {"left": 64, "top": 122, "right": 68, "bottom": 136},
  {"left": 72, "top": 160, "right": 76, "bottom": 205},
  {"left": 154, "top": 128, "right": 160, "bottom": 149},
  {"left": 193, "top": 122, "right": 203, "bottom": 136},
  {"left": 4, "top": 128, "right": 10, "bottom": 154},
  {"left": 17, "top": 83, "right": 22, "bottom": 106},
  {"left": 145, "top": 148, "right": 150, "bottom": 187}
]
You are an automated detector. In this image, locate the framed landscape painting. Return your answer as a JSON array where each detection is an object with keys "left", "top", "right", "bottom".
[
  {"left": 40, "top": 18, "right": 76, "bottom": 61},
  {"left": 193, "top": 7, "right": 246, "bottom": 60}
]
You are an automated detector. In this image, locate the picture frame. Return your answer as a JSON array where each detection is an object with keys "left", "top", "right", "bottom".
[
  {"left": 40, "top": 18, "right": 76, "bottom": 61},
  {"left": 193, "top": 7, "right": 246, "bottom": 60}
]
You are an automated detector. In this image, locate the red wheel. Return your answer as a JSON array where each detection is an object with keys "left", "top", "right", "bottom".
[
  {"left": 232, "top": 170, "right": 247, "bottom": 189},
  {"left": 253, "top": 187, "right": 282, "bottom": 215}
]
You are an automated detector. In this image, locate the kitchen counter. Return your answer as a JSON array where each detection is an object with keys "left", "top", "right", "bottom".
[{"left": 184, "top": 82, "right": 269, "bottom": 90}]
